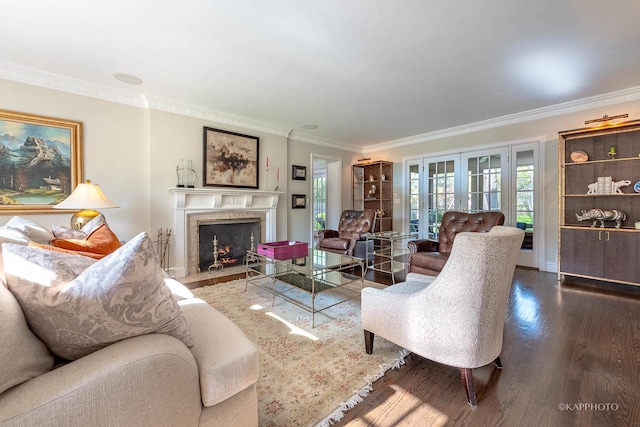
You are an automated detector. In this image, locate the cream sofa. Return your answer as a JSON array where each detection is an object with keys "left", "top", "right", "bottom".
[{"left": 0, "top": 220, "right": 259, "bottom": 427}]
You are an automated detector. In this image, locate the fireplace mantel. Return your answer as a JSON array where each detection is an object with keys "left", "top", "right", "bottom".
[
  {"left": 170, "top": 187, "right": 283, "bottom": 277},
  {"left": 170, "top": 187, "right": 283, "bottom": 209}
]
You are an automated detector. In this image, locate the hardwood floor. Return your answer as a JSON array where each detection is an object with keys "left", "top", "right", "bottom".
[
  {"left": 187, "top": 265, "right": 640, "bottom": 426},
  {"left": 332, "top": 269, "right": 640, "bottom": 426}
]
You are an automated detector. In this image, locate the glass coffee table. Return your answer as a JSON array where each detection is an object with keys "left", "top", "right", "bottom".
[{"left": 245, "top": 248, "right": 364, "bottom": 327}]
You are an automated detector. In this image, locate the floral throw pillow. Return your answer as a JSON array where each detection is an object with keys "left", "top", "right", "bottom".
[{"left": 3, "top": 232, "right": 193, "bottom": 360}]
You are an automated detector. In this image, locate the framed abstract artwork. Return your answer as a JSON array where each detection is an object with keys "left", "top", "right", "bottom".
[
  {"left": 203, "top": 127, "right": 259, "bottom": 189},
  {"left": 0, "top": 109, "right": 83, "bottom": 213}
]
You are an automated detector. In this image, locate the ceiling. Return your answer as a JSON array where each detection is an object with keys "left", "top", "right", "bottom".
[{"left": 2, "top": 0, "right": 640, "bottom": 152}]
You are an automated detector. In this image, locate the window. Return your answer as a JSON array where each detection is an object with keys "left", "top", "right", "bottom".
[
  {"left": 313, "top": 170, "right": 327, "bottom": 235},
  {"left": 409, "top": 163, "right": 420, "bottom": 233}
]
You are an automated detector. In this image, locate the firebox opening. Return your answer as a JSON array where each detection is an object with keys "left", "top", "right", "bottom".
[{"left": 198, "top": 220, "right": 261, "bottom": 272}]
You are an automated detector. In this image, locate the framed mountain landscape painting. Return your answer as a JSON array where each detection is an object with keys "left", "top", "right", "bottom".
[{"left": 0, "top": 109, "right": 83, "bottom": 213}]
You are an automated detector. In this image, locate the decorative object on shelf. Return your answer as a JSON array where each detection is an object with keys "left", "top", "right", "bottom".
[
  {"left": 575, "top": 208, "right": 627, "bottom": 228},
  {"left": 369, "top": 175, "right": 375, "bottom": 182},
  {"left": 634, "top": 181, "right": 640, "bottom": 193},
  {"left": 0, "top": 109, "right": 83, "bottom": 214},
  {"left": 292, "top": 165, "right": 306, "bottom": 180},
  {"left": 587, "top": 178, "right": 632, "bottom": 194},
  {"left": 203, "top": 127, "right": 259, "bottom": 189},
  {"left": 381, "top": 174, "right": 386, "bottom": 181},
  {"left": 292, "top": 194, "right": 306, "bottom": 209},
  {"left": 274, "top": 167, "right": 281, "bottom": 191},
  {"left": 53, "top": 180, "right": 120, "bottom": 229},
  {"left": 584, "top": 113, "right": 628, "bottom": 125},
  {"left": 587, "top": 177, "right": 610, "bottom": 194},
  {"left": 612, "top": 179, "right": 631, "bottom": 193},
  {"left": 570, "top": 150, "right": 588, "bottom": 163},
  {"left": 368, "top": 184, "right": 377, "bottom": 198},
  {"left": 375, "top": 208, "right": 385, "bottom": 218},
  {"left": 176, "top": 159, "right": 185, "bottom": 187},
  {"left": 183, "top": 160, "right": 199, "bottom": 188},
  {"left": 636, "top": 221, "right": 640, "bottom": 230},
  {"left": 608, "top": 145, "right": 617, "bottom": 159}
]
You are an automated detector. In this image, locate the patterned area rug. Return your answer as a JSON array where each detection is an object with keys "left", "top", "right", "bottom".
[{"left": 192, "top": 276, "right": 408, "bottom": 427}]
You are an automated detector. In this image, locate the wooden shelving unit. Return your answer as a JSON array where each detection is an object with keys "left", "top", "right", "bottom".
[
  {"left": 352, "top": 160, "right": 393, "bottom": 233},
  {"left": 558, "top": 120, "right": 640, "bottom": 287}
]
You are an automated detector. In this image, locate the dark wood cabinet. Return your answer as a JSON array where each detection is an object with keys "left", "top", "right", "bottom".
[
  {"left": 558, "top": 120, "right": 640, "bottom": 287},
  {"left": 560, "top": 228, "right": 640, "bottom": 283},
  {"left": 353, "top": 161, "right": 393, "bottom": 232}
]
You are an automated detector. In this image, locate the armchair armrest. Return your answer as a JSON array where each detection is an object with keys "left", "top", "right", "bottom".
[
  {"left": 318, "top": 229, "right": 338, "bottom": 240},
  {"left": 0, "top": 334, "right": 201, "bottom": 427},
  {"left": 179, "top": 298, "right": 259, "bottom": 407},
  {"left": 407, "top": 238, "right": 439, "bottom": 253}
]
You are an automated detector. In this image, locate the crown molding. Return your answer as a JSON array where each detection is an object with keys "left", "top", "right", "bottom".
[
  {"left": 364, "top": 85, "right": 640, "bottom": 153},
  {"left": 146, "top": 96, "right": 293, "bottom": 137},
  {"left": 288, "top": 130, "right": 362, "bottom": 153},
  {"left": 3, "top": 60, "right": 639, "bottom": 155},
  {"left": 147, "top": 96, "right": 363, "bottom": 152},
  {"left": 0, "top": 61, "right": 354, "bottom": 148},
  {"left": 0, "top": 60, "right": 148, "bottom": 108}
]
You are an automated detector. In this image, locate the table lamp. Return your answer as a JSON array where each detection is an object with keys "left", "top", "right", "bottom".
[{"left": 53, "top": 179, "right": 120, "bottom": 229}]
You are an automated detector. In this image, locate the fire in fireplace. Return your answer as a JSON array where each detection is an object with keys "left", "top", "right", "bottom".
[{"left": 198, "top": 220, "right": 261, "bottom": 272}]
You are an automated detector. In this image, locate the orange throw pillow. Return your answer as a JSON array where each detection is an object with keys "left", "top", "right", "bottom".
[
  {"left": 29, "top": 242, "right": 105, "bottom": 260},
  {"left": 52, "top": 224, "right": 122, "bottom": 256}
]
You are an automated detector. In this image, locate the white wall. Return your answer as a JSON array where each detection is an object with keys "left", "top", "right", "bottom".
[
  {"left": 146, "top": 109, "right": 290, "bottom": 248},
  {"left": 0, "top": 78, "right": 150, "bottom": 240},
  {"left": 366, "top": 99, "right": 640, "bottom": 272},
  {"left": 4, "top": 75, "right": 640, "bottom": 273},
  {"left": 0, "top": 77, "right": 359, "bottom": 266},
  {"left": 287, "top": 139, "right": 360, "bottom": 242}
]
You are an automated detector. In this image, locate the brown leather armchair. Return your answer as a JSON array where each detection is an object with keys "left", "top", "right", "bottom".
[
  {"left": 406, "top": 211, "right": 505, "bottom": 276},
  {"left": 316, "top": 210, "right": 376, "bottom": 260}
]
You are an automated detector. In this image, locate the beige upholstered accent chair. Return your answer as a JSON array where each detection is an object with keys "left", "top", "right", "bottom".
[{"left": 362, "top": 226, "right": 524, "bottom": 406}]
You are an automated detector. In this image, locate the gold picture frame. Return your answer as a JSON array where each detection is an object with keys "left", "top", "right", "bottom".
[{"left": 0, "top": 109, "right": 83, "bottom": 213}]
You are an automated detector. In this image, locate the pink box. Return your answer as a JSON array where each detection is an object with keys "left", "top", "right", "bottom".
[{"left": 257, "top": 241, "right": 308, "bottom": 260}]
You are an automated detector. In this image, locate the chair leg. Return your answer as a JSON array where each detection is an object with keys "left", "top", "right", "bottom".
[
  {"left": 364, "top": 330, "right": 374, "bottom": 354},
  {"left": 460, "top": 368, "right": 477, "bottom": 407},
  {"left": 494, "top": 356, "right": 503, "bottom": 369}
]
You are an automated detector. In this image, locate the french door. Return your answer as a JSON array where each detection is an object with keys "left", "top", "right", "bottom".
[{"left": 407, "top": 143, "right": 540, "bottom": 268}]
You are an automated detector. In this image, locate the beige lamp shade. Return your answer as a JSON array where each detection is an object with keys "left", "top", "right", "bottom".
[{"left": 53, "top": 180, "right": 119, "bottom": 229}]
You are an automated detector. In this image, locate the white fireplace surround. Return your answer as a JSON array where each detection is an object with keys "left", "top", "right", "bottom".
[{"left": 170, "top": 187, "right": 283, "bottom": 277}]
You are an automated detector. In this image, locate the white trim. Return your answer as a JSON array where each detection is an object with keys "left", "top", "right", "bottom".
[
  {"left": 0, "top": 60, "right": 148, "bottom": 108},
  {"left": 366, "top": 86, "right": 640, "bottom": 153},
  {"left": 402, "top": 136, "right": 548, "bottom": 270},
  {"left": 169, "top": 187, "right": 283, "bottom": 277},
  {"left": 3, "top": 60, "right": 639, "bottom": 154}
]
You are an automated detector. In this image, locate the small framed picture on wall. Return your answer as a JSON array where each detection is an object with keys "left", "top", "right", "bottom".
[
  {"left": 292, "top": 194, "right": 306, "bottom": 209},
  {"left": 292, "top": 165, "right": 306, "bottom": 180}
]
